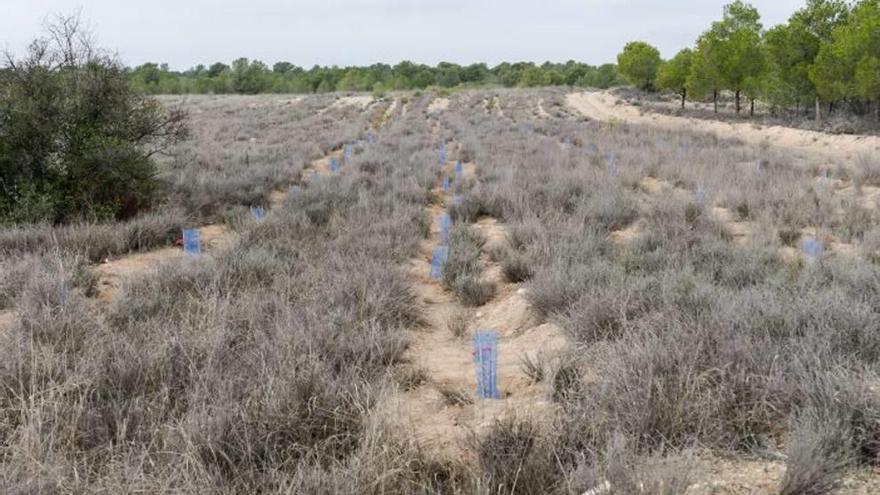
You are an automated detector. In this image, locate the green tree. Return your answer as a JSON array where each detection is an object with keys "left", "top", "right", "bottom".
[
  {"left": 616, "top": 41, "right": 662, "bottom": 93},
  {"left": 688, "top": 30, "right": 725, "bottom": 113},
  {"left": 0, "top": 14, "right": 187, "bottom": 223},
  {"left": 657, "top": 48, "right": 694, "bottom": 108},
  {"left": 519, "top": 66, "right": 550, "bottom": 87},
  {"left": 763, "top": 1, "right": 849, "bottom": 119},
  {"left": 230, "top": 58, "right": 270, "bottom": 94},
  {"left": 810, "top": 0, "right": 879, "bottom": 120},
  {"left": 207, "top": 62, "right": 228, "bottom": 78},
  {"left": 716, "top": 1, "right": 766, "bottom": 114},
  {"left": 856, "top": 56, "right": 880, "bottom": 119},
  {"left": 273, "top": 61, "right": 295, "bottom": 74}
]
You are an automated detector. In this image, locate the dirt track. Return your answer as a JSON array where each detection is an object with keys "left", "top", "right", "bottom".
[{"left": 566, "top": 91, "right": 880, "bottom": 165}]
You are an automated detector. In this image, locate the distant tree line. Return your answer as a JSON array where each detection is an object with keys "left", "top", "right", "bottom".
[
  {"left": 617, "top": 0, "right": 880, "bottom": 123},
  {"left": 129, "top": 60, "right": 625, "bottom": 95}
]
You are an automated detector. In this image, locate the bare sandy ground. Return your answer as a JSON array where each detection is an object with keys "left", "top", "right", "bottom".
[
  {"left": 428, "top": 97, "right": 450, "bottom": 114},
  {"left": 94, "top": 224, "right": 236, "bottom": 302},
  {"left": 382, "top": 150, "right": 568, "bottom": 462},
  {"left": 328, "top": 95, "right": 373, "bottom": 111},
  {"left": 566, "top": 91, "right": 880, "bottom": 164},
  {"left": 536, "top": 98, "right": 551, "bottom": 119},
  {"left": 0, "top": 309, "right": 14, "bottom": 333},
  {"left": 92, "top": 145, "right": 345, "bottom": 305}
]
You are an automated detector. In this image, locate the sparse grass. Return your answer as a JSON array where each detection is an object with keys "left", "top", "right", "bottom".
[
  {"left": 779, "top": 407, "right": 854, "bottom": 495},
  {"left": 779, "top": 227, "right": 802, "bottom": 246},
  {"left": 474, "top": 417, "right": 560, "bottom": 494},
  {"left": 853, "top": 154, "right": 880, "bottom": 190},
  {"left": 394, "top": 365, "right": 429, "bottom": 391},
  {"left": 446, "top": 308, "right": 472, "bottom": 338},
  {"left": 442, "top": 225, "right": 495, "bottom": 306},
  {"left": 519, "top": 352, "right": 546, "bottom": 384},
  {"left": 499, "top": 246, "right": 534, "bottom": 283},
  {"left": 438, "top": 385, "right": 473, "bottom": 406}
]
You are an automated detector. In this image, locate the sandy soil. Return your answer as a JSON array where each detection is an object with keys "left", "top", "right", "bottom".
[
  {"left": 0, "top": 309, "right": 15, "bottom": 332},
  {"left": 268, "top": 190, "right": 287, "bottom": 209},
  {"left": 327, "top": 95, "right": 373, "bottom": 111},
  {"left": 94, "top": 224, "right": 236, "bottom": 303},
  {"left": 384, "top": 97, "right": 399, "bottom": 120},
  {"left": 566, "top": 92, "right": 880, "bottom": 164},
  {"left": 428, "top": 97, "right": 450, "bottom": 114},
  {"left": 383, "top": 140, "right": 568, "bottom": 462},
  {"left": 93, "top": 145, "right": 346, "bottom": 306},
  {"left": 536, "top": 98, "right": 551, "bottom": 119}
]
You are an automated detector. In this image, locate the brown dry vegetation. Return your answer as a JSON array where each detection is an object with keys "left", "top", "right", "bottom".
[{"left": 2, "top": 88, "right": 880, "bottom": 493}]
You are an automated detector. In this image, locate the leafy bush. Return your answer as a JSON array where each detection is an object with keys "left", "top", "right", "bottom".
[{"left": 0, "top": 14, "right": 187, "bottom": 223}]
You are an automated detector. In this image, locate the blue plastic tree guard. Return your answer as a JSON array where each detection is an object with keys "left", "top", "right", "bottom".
[
  {"left": 473, "top": 331, "right": 500, "bottom": 399},
  {"left": 608, "top": 152, "right": 618, "bottom": 178},
  {"left": 585, "top": 143, "right": 598, "bottom": 156},
  {"left": 455, "top": 161, "right": 464, "bottom": 178},
  {"left": 183, "top": 229, "right": 201, "bottom": 255},
  {"left": 59, "top": 281, "right": 70, "bottom": 306},
  {"left": 439, "top": 214, "right": 451, "bottom": 244},
  {"left": 439, "top": 150, "right": 448, "bottom": 164},
  {"left": 430, "top": 246, "right": 448, "bottom": 279},
  {"left": 452, "top": 193, "right": 463, "bottom": 207},
  {"left": 367, "top": 133, "right": 375, "bottom": 144},
  {"left": 442, "top": 177, "right": 451, "bottom": 192},
  {"left": 330, "top": 157, "right": 339, "bottom": 173},
  {"left": 563, "top": 137, "right": 572, "bottom": 145},
  {"left": 754, "top": 159, "right": 762, "bottom": 171},
  {"left": 251, "top": 206, "right": 266, "bottom": 220},
  {"left": 802, "top": 236, "right": 823, "bottom": 263},
  {"left": 289, "top": 185, "right": 302, "bottom": 195},
  {"left": 344, "top": 144, "right": 353, "bottom": 160},
  {"left": 357, "top": 139, "right": 365, "bottom": 148},
  {"left": 695, "top": 185, "right": 706, "bottom": 204}
]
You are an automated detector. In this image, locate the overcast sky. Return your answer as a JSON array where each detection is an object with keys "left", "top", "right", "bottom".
[{"left": 3, "top": 0, "right": 804, "bottom": 69}]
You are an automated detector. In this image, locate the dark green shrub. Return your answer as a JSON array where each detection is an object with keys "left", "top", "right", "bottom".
[{"left": 0, "top": 14, "right": 187, "bottom": 223}]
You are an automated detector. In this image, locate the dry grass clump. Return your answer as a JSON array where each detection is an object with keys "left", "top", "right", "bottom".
[
  {"left": 0, "top": 207, "right": 187, "bottom": 262},
  {"left": 442, "top": 225, "right": 495, "bottom": 306},
  {"left": 473, "top": 417, "right": 561, "bottom": 494},
  {"left": 778, "top": 408, "right": 853, "bottom": 495}
]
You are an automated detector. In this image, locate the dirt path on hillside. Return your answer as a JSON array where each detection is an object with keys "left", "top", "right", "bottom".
[
  {"left": 382, "top": 139, "right": 568, "bottom": 462},
  {"left": 536, "top": 98, "right": 551, "bottom": 119},
  {"left": 566, "top": 92, "right": 880, "bottom": 164}
]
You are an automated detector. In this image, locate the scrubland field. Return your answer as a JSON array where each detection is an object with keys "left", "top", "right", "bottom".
[{"left": 3, "top": 88, "right": 880, "bottom": 494}]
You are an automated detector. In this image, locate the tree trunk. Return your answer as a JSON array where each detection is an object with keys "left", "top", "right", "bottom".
[
  {"left": 713, "top": 90, "right": 718, "bottom": 113},
  {"left": 749, "top": 97, "right": 755, "bottom": 117},
  {"left": 876, "top": 99, "right": 879, "bottom": 122},
  {"left": 815, "top": 96, "right": 821, "bottom": 124},
  {"left": 735, "top": 90, "right": 741, "bottom": 114},
  {"left": 681, "top": 88, "right": 686, "bottom": 109}
]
